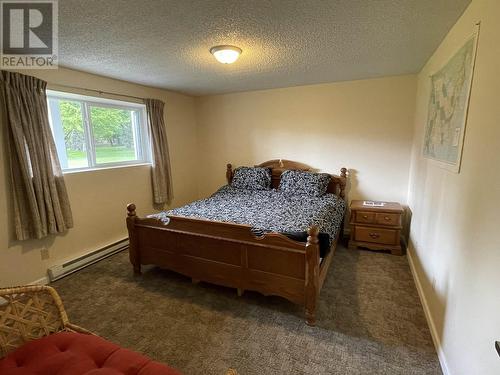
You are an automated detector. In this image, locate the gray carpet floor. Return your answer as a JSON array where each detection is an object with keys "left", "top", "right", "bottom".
[{"left": 53, "top": 245, "right": 441, "bottom": 375}]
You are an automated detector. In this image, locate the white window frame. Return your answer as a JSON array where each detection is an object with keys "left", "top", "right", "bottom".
[{"left": 47, "top": 90, "right": 151, "bottom": 173}]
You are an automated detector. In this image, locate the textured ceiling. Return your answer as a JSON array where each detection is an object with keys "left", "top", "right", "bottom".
[{"left": 58, "top": 0, "right": 471, "bottom": 95}]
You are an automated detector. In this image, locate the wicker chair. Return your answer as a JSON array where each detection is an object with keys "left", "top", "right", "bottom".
[
  {"left": 0, "top": 285, "right": 238, "bottom": 374},
  {"left": 0, "top": 285, "right": 91, "bottom": 358}
]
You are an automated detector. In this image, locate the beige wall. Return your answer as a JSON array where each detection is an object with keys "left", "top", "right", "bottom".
[
  {"left": 195, "top": 75, "right": 417, "bottom": 204},
  {"left": 0, "top": 67, "right": 199, "bottom": 286},
  {"left": 407, "top": 0, "right": 500, "bottom": 374}
]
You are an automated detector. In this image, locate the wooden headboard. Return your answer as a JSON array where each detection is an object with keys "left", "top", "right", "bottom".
[{"left": 226, "top": 159, "right": 348, "bottom": 199}]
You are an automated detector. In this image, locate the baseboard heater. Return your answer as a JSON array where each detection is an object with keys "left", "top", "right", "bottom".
[{"left": 48, "top": 239, "right": 128, "bottom": 281}]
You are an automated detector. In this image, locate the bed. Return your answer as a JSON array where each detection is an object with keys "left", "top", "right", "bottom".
[{"left": 126, "top": 160, "right": 347, "bottom": 325}]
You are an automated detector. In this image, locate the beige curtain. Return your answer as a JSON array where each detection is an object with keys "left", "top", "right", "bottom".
[
  {"left": 0, "top": 71, "right": 73, "bottom": 240},
  {"left": 145, "top": 99, "right": 173, "bottom": 206}
]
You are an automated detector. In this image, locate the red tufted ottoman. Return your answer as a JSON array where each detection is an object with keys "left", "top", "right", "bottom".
[{"left": 0, "top": 331, "right": 181, "bottom": 375}]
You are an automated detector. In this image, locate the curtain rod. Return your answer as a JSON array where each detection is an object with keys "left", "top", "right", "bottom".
[{"left": 48, "top": 83, "right": 146, "bottom": 102}]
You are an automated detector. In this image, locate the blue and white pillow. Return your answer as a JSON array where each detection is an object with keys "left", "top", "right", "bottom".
[
  {"left": 279, "top": 170, "right": 331, "bottom": 196},
  {"left": 231, "top": 167, "right": 272, "bottom": 190}
]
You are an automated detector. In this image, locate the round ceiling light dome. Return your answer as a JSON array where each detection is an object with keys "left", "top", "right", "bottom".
[{"left": 210, "top": 45, "right": 242, "bottom": 64}]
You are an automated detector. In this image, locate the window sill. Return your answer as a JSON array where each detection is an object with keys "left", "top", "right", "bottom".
[{"left": 63, "top": 162, "right": 151, "bottom": 175}]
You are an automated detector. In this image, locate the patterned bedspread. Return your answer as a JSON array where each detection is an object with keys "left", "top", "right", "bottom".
[{"left": 151, "top": 185, "right": 345, "bottom": 250}]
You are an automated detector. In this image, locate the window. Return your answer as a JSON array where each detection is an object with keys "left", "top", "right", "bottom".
[{"left": 47, "top": 91, "right": 151, "bottom": 171}]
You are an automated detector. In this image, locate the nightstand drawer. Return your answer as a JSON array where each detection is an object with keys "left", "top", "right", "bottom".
[
  {"left": 355, "top": 211, "right": 375, "bottom": 224},
  {"left": 354, "top": 226, "right": 398, "bottom": 245},
  {"left": 374, "top": 213, "right": 401, "bottom": 226}
]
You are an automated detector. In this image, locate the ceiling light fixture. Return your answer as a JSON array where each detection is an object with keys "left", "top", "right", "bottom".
[{"left": 210, "top": 45, "right": 242, "bottom": 64}]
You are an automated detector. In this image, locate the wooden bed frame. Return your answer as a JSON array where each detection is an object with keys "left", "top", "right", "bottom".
[{"left": 126, "top": 159, "right": 347, "bottom": 325}]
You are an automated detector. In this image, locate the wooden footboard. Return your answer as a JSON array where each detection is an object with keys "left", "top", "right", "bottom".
[{"left": 126, "top": 204, "right": 335, "bottom": 325}]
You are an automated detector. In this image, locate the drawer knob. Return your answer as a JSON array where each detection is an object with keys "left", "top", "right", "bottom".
[
  {"left": 384, "top": 216, "right": 390, "bottom": 221},
  {"left": 369, "top": 232, "right": 380, "bottom": 239},
  {"left": 363, "top": 215, "right": 369, "bottom": 219}
]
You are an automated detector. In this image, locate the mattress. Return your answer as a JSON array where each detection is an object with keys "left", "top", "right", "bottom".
[{"left": 151, "top": 185, "right": 346, "bottom": 257}]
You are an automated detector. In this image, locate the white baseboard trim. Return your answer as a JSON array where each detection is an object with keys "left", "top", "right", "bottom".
[
  {"left": 407, "top": 248, "right": 450, "bottom": 375},
  {"left": 29, "top": 276, "right": 50, "bottom": 286},
  {"left": 47, "top": 238, "right": 128, "bottom": 282},
  {"left": 20, "top": 239, "right": 128, "bottom": 288}
]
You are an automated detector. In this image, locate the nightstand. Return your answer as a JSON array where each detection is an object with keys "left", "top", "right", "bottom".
[{"left": 348, "top": 200, "right": 404, "bottom": 255}]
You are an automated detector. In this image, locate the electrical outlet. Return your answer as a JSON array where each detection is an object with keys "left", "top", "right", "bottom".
[{"left": 40, "top": 247, "right": 50, "bottom": 260}]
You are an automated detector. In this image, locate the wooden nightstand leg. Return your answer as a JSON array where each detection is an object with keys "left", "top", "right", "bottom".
[
  {"left": 348, "top": 240, "right": 357, "bottom": 250},
  {"left": 391, "top": 247, "right": 403, "bottom": 256}
]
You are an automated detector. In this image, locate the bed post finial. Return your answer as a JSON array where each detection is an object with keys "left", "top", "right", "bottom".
[
  {"left": 127, "top": 203, "right": 136, "bottom": 217},
  {"left": 340, "top": 167, "right": 347, "bottom": 178},
  {"left": 226, "top": 163, "right": 233, "bottom": 184},
  {"left": 307, "top": 225, "right": 320, "bottom": 242},
  {"left": 339, "top": 168, "right": 347, "bottom": 200},
  {"left": 305, "top": 225, "right": 320, "bottom": 326},
  {"left": 126, "top": 203, "right": 140, "bottom": 275}
]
